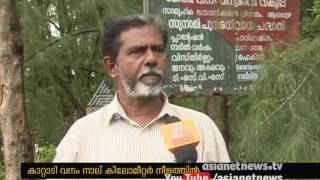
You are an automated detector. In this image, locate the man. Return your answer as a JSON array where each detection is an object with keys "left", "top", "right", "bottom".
[{"left": 53, "top": 15, "right": 229, "bottom": 162}]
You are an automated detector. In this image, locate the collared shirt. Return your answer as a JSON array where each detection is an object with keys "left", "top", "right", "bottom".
[{"left": 53, "top": 93, "right": 230, "bottom": 162}]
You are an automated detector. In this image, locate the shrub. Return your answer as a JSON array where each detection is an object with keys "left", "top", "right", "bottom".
[{"left": 34, "top": 144, "right": 56, "bottom": 163}]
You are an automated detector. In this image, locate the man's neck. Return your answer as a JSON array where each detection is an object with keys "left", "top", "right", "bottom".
[{"left": 117, "top": 91, "right": 164, "bottom": 127}]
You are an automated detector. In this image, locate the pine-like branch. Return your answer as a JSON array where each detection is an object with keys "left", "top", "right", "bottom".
[
  {"left": 263, "top": 61, "right": 320, "bottom": 124},
  {"left": 43, "top": 17, "right": 62, "bottom": 32},
  {"left": 26, "top": 28, "right": 99, "bottom": 62},
  {"left": 50, "top": 67, "right": 86, "bottom": 117}
]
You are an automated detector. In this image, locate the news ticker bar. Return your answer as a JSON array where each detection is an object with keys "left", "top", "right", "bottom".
[{"left": 21, "top": 163, "right": 320, "bottom": 179}]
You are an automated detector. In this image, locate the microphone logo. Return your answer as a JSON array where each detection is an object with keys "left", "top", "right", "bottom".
[
  {"left": 160, "top": 119, "right": 200, "bottom": 153},
  {"left": 171, "top": 123, "right": 195, "bottom": 145}
]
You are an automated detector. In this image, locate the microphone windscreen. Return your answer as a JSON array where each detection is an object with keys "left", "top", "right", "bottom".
[
  {"left": 160, "top": 120, "right": 200, "bottom": 153},
  {"left": 174, "top": 145, "right": 198, "bottom": 163}
]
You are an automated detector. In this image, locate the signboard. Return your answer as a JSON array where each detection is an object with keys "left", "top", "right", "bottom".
[{"left": 145, "top": 0, "right": 299, "bottom": 95}]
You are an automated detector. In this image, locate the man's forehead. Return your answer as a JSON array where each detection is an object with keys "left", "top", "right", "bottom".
[{"left": 118, "top": 25, "right": 163, "bottom": 46}]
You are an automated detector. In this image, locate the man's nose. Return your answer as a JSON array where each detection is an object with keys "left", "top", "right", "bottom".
[{"left": 144, "top": 48, "right": 157, "bottom": 66}]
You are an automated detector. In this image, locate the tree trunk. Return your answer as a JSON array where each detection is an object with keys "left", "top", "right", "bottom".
[
  {"left": 0, "top": 0, "right": 34, "bottom": 179},
  {"left": 206, "top": 95, "right": 229, "bottom": 147}
]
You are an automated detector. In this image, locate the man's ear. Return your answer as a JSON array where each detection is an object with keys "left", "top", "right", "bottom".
[{"left": 103, "top": 56, "right": 118, "bottom": 78}]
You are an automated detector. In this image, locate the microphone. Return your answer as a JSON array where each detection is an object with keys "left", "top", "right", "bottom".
[{"left": 160, "top": 116, "right": 200, "bottom": 162}]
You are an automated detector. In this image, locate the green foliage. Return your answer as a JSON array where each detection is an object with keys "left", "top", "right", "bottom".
[
  {"left": 302, "top": 0, "right": 320, "bottom": 37},
  {"left": 15, "top": 0, "right": 143, "bottom": 144},
  {"left": 229, "top": 38, "right": 320, "bottom": 162},
  {"left": 0, "top": 160, "right": 4, "bottom": 180},
  {"left": 0, "top": 144, "right": 56, "bottom": 178},
  {"left": 35, "top": 144, "right": 56, "bottom": 162}
]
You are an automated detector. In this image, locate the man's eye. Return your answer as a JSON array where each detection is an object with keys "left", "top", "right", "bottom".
[
  {"left": 153, "top": 48, "right": 165, "bottom": 56},
  {"left": 154, "top": 47, "right": 164, "bottom": 53},
  {"left": 130, "top": 49, "right": 144, "bottom": 56}
]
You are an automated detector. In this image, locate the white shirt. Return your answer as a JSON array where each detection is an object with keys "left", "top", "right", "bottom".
[{"left": 53, "top": 93, "right": 230, "bottom": 162}]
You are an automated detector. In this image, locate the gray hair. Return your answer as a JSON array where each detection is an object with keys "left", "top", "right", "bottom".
[{"left": 101, "top": 15, "right": 167, "bottom": 63}]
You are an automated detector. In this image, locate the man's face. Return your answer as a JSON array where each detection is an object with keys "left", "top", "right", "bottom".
[{"left": 114, "top": 25, "right": 167, "bottom": 98}]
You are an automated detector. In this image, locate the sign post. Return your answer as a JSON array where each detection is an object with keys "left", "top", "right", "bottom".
[
  {"left": 144, "top": 0, "right": 300, "bottom": 145},
  {"left": 145, "top": 0, "right": 300, "bottom": 95}
]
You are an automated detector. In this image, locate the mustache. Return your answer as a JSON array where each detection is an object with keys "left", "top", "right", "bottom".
[{"left": 137, "top": 68, "right": 164, "bottom": 80}]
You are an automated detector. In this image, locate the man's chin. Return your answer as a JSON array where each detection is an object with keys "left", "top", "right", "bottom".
[{"left": 128, "top": 84, "right": 162, "bottom": 98}]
